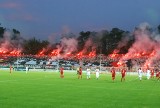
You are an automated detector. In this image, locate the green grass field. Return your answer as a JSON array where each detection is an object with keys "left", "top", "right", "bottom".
[{"left": 0, "top": 70, "right": 160, "bottom": 108}]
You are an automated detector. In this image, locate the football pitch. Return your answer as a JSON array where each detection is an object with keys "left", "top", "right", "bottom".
[{"left": 0, "top": 70, "right": 160, "bottom": 108}]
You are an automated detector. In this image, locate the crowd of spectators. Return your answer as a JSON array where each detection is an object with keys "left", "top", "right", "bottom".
[{"left": 0, "top": 54, "right": 160, "bottom": 72}]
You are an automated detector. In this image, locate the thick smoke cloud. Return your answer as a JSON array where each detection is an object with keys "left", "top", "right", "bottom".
[
  {"left": 117, "top": 23, "right": 160, "bottom": 67},
  {"left": 60, "top": 37, "right": 78, "bottom": 54},
  {"left": 0, "top": 30, "right": 23, "bottom": 54},
  {"left": 82, "top": 38, "right": 93, "bottom": 54},
  {"left": 50, "top": 37, "right": 78, "bottom": 60},
  {"left": 79, "top": 31, "right": 105, "bottom": 56}
]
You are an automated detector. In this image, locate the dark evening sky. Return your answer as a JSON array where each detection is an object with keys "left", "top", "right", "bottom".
[{"left": 0, "top": 0, "right": 160, "bottom": 41}]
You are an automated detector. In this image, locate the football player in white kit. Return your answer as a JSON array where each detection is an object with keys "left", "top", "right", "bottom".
[
  {"left": 26, "top": 66, "right": 28, "bottom": 74},
  {"left": 95, "top": 67, "right": 100, "bottom": 80},
  {"left": 146, "top": 68, "right": 151, "bottom": 80},
  {"left": 86, "top": 67, "right": 91, "bottom": 79},
  {"left": 138, "top": 68, "right": 143, "bottom": 81}
]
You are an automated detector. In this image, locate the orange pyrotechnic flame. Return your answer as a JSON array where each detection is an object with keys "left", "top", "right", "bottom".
[
  {"left": 150, "top": 51, "right": 155, "bottom": 56},
  {"left": 76, "top": 52, "right": 83, "bottom": 59},
  {"left": 109, "top": 53, "right": 123, "bottom": 58},
  {"left": 0, "top": 48, "right": 21, "bottom": 56},
  {"left": 39, "top": 51, "right": 44, "bottom": 55},
  {"left": 88, "top": 51, "right": 96, "bottom": 57},
  {"left": 77, "top": 52, "right": 82, "bottom": 56},
  {"left": 51, "top": 49, "right": 60, "bottom": 56},
  {"left": 36, "top": 50, "right": 45, "bottom": 57},
  {"left": 0, "top": 49, "right": 7, "bottom": 54},
  {"left": 66, "top": 52, "right": 71, "bottom": 55},
  {"left": 10, "top": 50, "right": 21, "bottom": 55},
  {"left": 117, "top": 61, "right": 123, "bottom": 66}
]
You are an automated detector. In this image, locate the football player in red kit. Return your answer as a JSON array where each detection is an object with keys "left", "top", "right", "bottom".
[
  {"left": 10, "top": 65, "right": 12, "bottom": 74},
  {"left": 111, "top": 67, "right": 116, "bottom": 82},
  {"left": 121, "top": 67, "right": 126, "bottom": 82},
  {"left": 60, "top": 67, "right": 64, "bottom": 78},
  {"left": 78, "top": 67, "right": 82, "bottom": 79},
  {"left": 150, "top": 69, "right": 154, "bottom": 78},
  {"left": 156, "top": 71, "right": 160, "bottom": 81}
]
